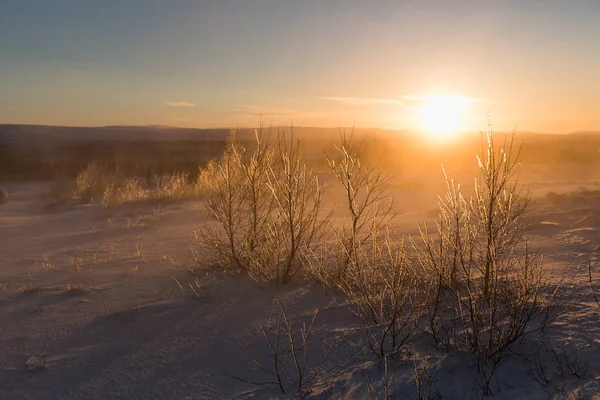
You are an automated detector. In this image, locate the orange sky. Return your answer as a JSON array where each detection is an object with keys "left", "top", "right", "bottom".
[{"left": 1, "top": 1, "right": 599, "bottom": 133}]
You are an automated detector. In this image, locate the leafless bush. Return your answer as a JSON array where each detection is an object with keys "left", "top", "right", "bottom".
[
  {"left": 73, "top": 161, "right": 108, "bottom": 202},
  {"left": 172, "top": 276, "right": 203, "bottom": 299},
  {"left": 256, "top": 129, "right": 329, "bottom": 284},
  {"left": 101, "top": 171, "right": 200, "bottom": 208},
  {"left": 365, "top": 356, "right": 397, "bottom": 400},
  {"left": 64, "top": 283, "right": 89, "bottom": 293},
  {"left": 364, "top": 349, "right": 439, "bottom": 400},
  {"left": 70, "top": 161, "right": 167, "bottom": 206},
  {"left": 154, "top": 171, "right": 195, "bottom": 202},
  {"left": 414, "top": 126, "right": 561, "bottom": 395},
  {"left": 309, "top": 130, "right": 394, "bottom": 287},
  {"left": 102, "top": 178, "right": 149, "bottom": 207},
  {"left": 234, "top": 302, "right": 336, "bottom": 398},
  {"left": 303, "top": 131, "right": 421, "bottom": 362},
  {"left": 192, "top": 127, "right": 274, "bottom": 275},
  {"left": 408, "top": 349, "right": 440, "bottom": 400},
  {"left": 339, "top": 233, "right": 424, "bottom": 361},
  {"left": 527, "top": 333, "right": 589, "bottom": 397},
  {"left": 18, "top": 283, "right": 42, "bottom": 293},
  {"left": 193, "top": 126, "right": 327, "bottom": 285}
]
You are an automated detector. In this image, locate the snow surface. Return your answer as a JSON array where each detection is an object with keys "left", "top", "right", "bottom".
[{"left": 1, "top": 173, "right": 600, "bottom": 399}]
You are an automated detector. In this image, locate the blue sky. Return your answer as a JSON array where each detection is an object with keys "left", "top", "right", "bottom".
[{"left": 1, "top": 0, "right": 599, "bottom": 132}]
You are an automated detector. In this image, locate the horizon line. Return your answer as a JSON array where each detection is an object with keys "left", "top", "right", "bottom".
[{"left": 0, "top": 122, "right": 596, "bottom": 136}]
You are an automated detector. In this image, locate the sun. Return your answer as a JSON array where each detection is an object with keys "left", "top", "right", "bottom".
[{"left": 417, "top": 94, "right": 468, "bottom": 139}]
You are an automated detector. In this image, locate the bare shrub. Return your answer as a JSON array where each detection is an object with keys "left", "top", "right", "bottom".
[
  {"left": 18, "top": 284, "right": 42, "bottom": 293},
  {"left": 73, "top": 161, "right": 107, "bottom": 202},
  {"left": 302, "top": 132, "right": 420, "bottom": 362},
  {"left": 296, "top": 131, "right": 426, "bottom": 381},
  {"left": 102, "top": 178, "right": 149, "bottom": 207},
  {"left": 364, "top": 355, "right": 397, "bottom": 400},
  {"left": 414, "top": 127, "right": 561, "bottom": 395},
  {"left": 309, "top": 130, "right": 394, "bottom": 286},
  {"left": 155, "top": 171, "right": 194, "bottom": 202},
  {"left": 527, "top": 333, "right": 589, "bottom": 397},
  {"left": 64, "top": 283, "right": 89, "bottom": 293},
  {"left": 193, "top": 126, "right": 327, "bottom": 285},
  {"left": 195, "top": 159, "right": 217, "bottom": 194},
  {"left": 235, "top": 302, "right": 336, "bottom": 398},
  {"left": 364, "top": 349, "right": 439, "bottom": 400},
  {"left": 340, "top": 233, "right": 424, "bottom": 361},
  {"left": 255, "top": 129, "right": 328, "bottom": 284},
  {"left": 408, "top": 349, "right": 440, "bottom": 400},
  {"left": 102, "top": 171, "right": 203, "bottom": 207},
  {"left": 192, "top": 128, "right": 272, "bottom": 274},
  {"left": 107, "top": 207, "right": 162, "bottom": 228},
  {"left": 101, "top": 184, "right": 119, "bottom": 208},
  {"left": 173, "top": 276, "right": 203, "bottom": 299},
  {"left": 25, "top": 355, "right": 46, "bottom": 370}
]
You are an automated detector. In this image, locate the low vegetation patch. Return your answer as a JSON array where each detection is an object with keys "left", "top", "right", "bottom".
[
  {"left": 41, "top": 161, "right": 207, "bottom": 210},
  {"left": 64, "top": 283, "right": 89, "bottom": 293},
  {"left": 18, "top": 284, "right": 43, "bottom": 293},
  {"left": 191, "top": 123, "right": 565, "bottom": 397}
]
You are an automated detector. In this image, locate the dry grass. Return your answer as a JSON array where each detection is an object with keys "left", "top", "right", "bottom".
[
  {"left": 102, "top": 173, "right": 201, "bottom": 208},
  {"left": 42, "top": 161, "right": 203, "bottom": 210},
  {"left": 34, "top": 254, "right": 54, "bottom": 271},
  {"left": 101, "top": 178, "right": 149, "bottom": 207},
  {"left": 155, "top": 172, "right": 200, "bottom": 202},
  {"left": 64, "top": 283, "right": 89, "bottom": 293},
  {"left": 72, "top": 255, "right": 86, "bottom": 271},
  {"left": 152, "top": 286, "right": 174, "bottom": 300},
  {"left": 25, "top": 355, "right": 46, "bottom": 370},
  {"left": 107, "top": 207, "right": 162, "bottom": 228},
  {"left": 18, "top": 284, "right": 43, "bottom": 293},
  {"left": 134, "top": 244, "right": 144, "bottom": 260},
  {"left": 73, "top": 161, "right": 122, "bottom": 202},
  {"left": 173, "top": 276, "right": 203, "bottom": 299}
]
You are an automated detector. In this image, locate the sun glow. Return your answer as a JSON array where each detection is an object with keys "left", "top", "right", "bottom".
[{"left": 417, "top": 94, "right": 469, "bottom": 139}]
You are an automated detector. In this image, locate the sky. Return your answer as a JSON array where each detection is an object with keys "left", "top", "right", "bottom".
[{"left": 1, "top": 0, "right": 599, "bottom": 133}]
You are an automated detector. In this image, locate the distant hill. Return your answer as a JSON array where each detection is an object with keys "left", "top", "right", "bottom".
[
  {"left": 0, "top": 124, "right": 231, "bottom": 143},
  {"left": 1, "top": 124, "right": 599, "bottom": 181},
  {"left": 567, "top": 131, "right": 600, "bottom": 136}
]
